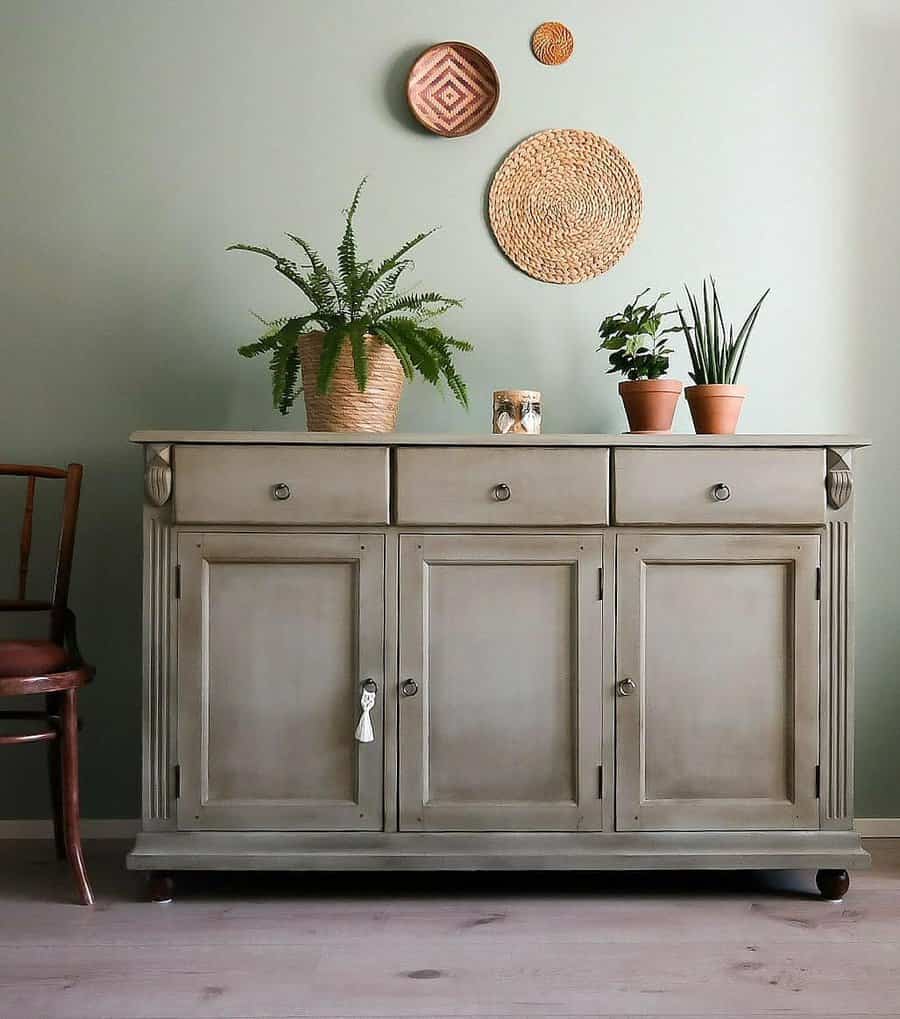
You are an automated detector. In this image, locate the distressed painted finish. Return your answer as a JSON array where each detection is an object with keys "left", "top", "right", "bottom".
[
  {"left": 129, "top": 433, "right": 867, "bottom": 879},
  {"left": 140, "top": 501, "right": 175, "bottom": 831},
  {"left": 143, "top": 444, "right": 172, "bottom": 508},
  {"left": 615, "top": 533, "right": 820, "bottom": 831},
  {"left": 821, "top": 447, "right": 857, "bottom": 830},
  {"left": 613, "top": 448, "right": 826, "bottom": 525},
  {"left": 398, "top": 534, "right": 604, "bottom": 831},
  {"left": 395, "top": 447, "right": 609, "bottom": 526},
  {"left": 176, "top": 533, "right": 385, "bottom": 831},
  {"left": 173, "top": 444, "right": 390, "bottom": 525},
  {"left": 132, "top": 430, "right": 869, "bottom": 448},
  {"left": 127, "top": 829, "right": 869, "bottom": 871}
]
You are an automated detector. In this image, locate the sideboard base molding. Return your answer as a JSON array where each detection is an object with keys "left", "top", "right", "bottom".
[{"left": 127, "top": 830, "right": 870, "bottom": 873}]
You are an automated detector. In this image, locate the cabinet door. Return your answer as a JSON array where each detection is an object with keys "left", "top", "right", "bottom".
[
  {"left": 177, "top": 533, "right": 384, "bottom": 830},
  {"left": 616, "top": 533, "right": 819, "bottom": 831},
  {"left": 399, "top": 534, "right": 604, "bottom": 831}
]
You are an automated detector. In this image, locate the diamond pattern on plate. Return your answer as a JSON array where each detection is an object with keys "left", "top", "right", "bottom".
[{"left": 407, "top": 42, "right": 500, "bottom": 137}]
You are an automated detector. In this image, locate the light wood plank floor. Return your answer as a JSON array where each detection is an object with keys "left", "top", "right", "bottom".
[{"left": 0, "top": 839, "right": 898, "bottom": 1018}]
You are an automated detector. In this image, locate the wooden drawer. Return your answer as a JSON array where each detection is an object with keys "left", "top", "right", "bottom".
[
  {"left": 395, "top": 447, "right": 609, "bottom": 525},
  {"left": 173, "top": 445, "right": 389, "bottom": 525},
  {"left": 613, "top": 448, "right": 825, "bottom": 525}
]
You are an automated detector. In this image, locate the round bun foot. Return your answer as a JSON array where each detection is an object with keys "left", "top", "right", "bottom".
[
  {"left": 816, "top": 868, "right": 850, "bottom": 901},
  {"left": 147, "top": 872, "right": 175, "bottom": 903}
]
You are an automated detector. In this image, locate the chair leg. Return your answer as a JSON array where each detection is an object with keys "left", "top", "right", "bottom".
[
  {"left": 60, "top": 688, "right": 94, "bottom": 905},
  {"left": 46, "top": 694, "right": 66, "bottom": 860}
]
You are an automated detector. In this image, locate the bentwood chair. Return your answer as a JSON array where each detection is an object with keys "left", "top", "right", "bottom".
[{"left": 0, "top": 464, "right": 94, "bottom": 904}]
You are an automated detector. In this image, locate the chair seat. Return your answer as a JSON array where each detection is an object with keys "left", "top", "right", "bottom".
[{"left": 0, "top": 640, "right": 70, "bottom": 679}]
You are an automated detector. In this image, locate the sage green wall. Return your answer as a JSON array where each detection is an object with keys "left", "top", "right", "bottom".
[{"left": 1, "top": 0, "right": 897, "bottom": 819}]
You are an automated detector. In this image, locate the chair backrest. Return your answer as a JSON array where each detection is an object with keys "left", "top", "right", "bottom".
[{"left": 0, "top": 465, "right": 83, "bottom": 636}]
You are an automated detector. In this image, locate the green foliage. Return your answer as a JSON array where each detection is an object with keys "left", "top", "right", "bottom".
[
  {"left": 676, "top": 278, "right": 769, "bottom": 385},
  {"left": 596, "top": 290, "right": 679, "bottom": 381},
  {"left": 229, "top": 179, "right": 472, "bottom": 415}
]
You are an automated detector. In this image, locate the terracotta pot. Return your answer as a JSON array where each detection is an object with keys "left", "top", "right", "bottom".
[
  {"left": 618, "top": 379, "right": 683, "bottom": 434},
  {"left": 297, "top": 331, "right": 405, "bottom": 432},
  {"left": 685, "top": 384, "right": 747, "bottom": 435}
]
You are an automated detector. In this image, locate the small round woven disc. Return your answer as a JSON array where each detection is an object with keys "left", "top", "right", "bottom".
[
  {"left": 531, "top": 22, "right": 574, "bottom": 65},
  {"left": 488, "top": 129, "right": 643, "bottom": 285}
]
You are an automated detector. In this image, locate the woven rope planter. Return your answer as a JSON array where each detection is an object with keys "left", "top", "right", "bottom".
[
  {"left": 488, "top": 129, "right": 643, "bottom": 284},
  {"left": 298, "top": 332, "right": 405, "bottom": 432}
]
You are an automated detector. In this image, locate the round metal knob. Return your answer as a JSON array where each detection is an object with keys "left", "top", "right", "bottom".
[
  {"left": 362, "top": 678, "right": 377, "bottom": 694},
  {"left": 617, "top": 677, "right": 637, "bottom": 697},
  {"left": 712, "top": 482, "right": 731, "bottom": 502},
  {"left": 272, "top": 482, "right": 292, "bottom": 501},
  {"left": 401, "top": 678, "right": 419, "bottom": 698},
  {"left": 492, "top": 482, "right": 511, "bottom": 502}
]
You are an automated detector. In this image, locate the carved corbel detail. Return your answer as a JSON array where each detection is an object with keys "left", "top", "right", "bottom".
[
  {"left": 145, "top": 445, "right": 172, "bottom": 507},
  {"left": 826, "top": 449, "right": 853, "bottom": 510}
]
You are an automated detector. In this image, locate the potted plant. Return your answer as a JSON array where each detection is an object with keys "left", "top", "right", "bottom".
[
  {"left": 597, "top": 289, "right": 683, "bottom": 433},
  {"left": 229, "top": 179, "right": 473, "bottom": 431},
  {"left": 676, "top": 278, "right": 769, "bottom": 434}
]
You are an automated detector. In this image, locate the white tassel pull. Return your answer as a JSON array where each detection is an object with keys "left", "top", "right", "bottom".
[{"left": 355, "top": 687, "right": 376, "bottom": 743}]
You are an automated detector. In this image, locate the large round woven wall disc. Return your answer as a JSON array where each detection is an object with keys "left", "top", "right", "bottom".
[{"left": 488, "top": 129, "right": 643, "bottom": 284}]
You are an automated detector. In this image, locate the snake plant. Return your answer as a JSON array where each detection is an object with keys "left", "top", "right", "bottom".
[{"left": 676, "top": 278, "right": 769, "bottom": 385}]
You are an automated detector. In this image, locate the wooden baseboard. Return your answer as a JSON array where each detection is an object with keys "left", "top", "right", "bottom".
[
  {"left": 0, "top": 819, "right": 139, "bottom": 839},
  {"left": 856, "top": 818, "right": 900, "bottom": 837}
]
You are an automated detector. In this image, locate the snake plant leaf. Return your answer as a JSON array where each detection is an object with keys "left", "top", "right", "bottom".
[{"left": 727, "top": 288, "right": 770, "bottom": 383}]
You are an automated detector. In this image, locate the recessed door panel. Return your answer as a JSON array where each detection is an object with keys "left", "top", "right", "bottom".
[
  {"left": 177, "top": 533, "right": 384, "bottom": 830},
  {"left": 615, "top": 533, "right": 820, "bottom": 831},
  {"left": 400, "top": 535, "right": 604, "bottom": 831}
]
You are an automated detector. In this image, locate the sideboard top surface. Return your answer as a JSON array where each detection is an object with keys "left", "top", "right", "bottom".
[{"left": 130, "top": 430, "right": 869, "bottom": 448}]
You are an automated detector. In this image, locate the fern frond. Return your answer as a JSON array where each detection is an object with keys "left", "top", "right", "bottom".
[
  {"left": 238, "top": 315, "right": 312, "bottom": 359},
  {"left": 370, "top": 230, "right": 438, "bottom": 286},
  {"left": 337, "top": 179, "right": 366, "bottom": 317},
  {"left": 227, "top": 244, "right": 321, "bottom": 308},
  {"left": 285, "top": 234, "right": 340, "bottom": 312},
  {"left": 316, "top": 327, "right": 347, "bottom": 394},
  {"left": 269, "top": 337, "right": 301, "bottom": 414},
  {"left": 371, "top": 291, "right": 462, "bottom": 323},
  {"left": 348, "top": 321, "right": 369, "bottom": 391},
  {"left": 365, "top": 260, "right": 412, "bottom": 311},
  {"left": 372, "top": 323, "right": 415, "bottom": 380}
]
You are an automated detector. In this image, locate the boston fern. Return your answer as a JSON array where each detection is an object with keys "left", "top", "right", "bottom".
[{"left": 229, "top": 179, "right": 472, "bottom": 414}]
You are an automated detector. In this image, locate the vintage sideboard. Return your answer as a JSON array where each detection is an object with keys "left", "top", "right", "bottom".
[{"left": 127, "top": 431, "right": 869, "bottom": 901}]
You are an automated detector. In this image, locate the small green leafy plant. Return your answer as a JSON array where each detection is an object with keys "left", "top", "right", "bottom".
[
  {"left": 596, "top": 289, "right": 680, "bottom": 380},
  {"left": 676, "top": 278, "right": 769, "bottom": 385},
  {"left": 229, "top": 179, "right": 473, "bottom": 414}
]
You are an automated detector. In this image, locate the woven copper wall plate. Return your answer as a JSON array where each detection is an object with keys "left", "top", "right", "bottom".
[
  {"left": 488, "top": 129, "right": 643, "bottom": 285},
  {"left": 406, "top": 41, "right": 500, "bottom": 137},
  {"left": 531, "top": 22, "right": 574, "bottom": 65}
]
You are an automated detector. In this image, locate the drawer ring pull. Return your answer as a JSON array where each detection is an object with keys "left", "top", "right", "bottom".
[
  {"left": 712, "top": 482, "right": 731, "bottom": 502},
  {"left": 492, "top": 482, "right": 512, "bottom": 502},
  {"left": 271, "top": 482, "right": 292, "bottom": 501}
]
